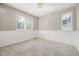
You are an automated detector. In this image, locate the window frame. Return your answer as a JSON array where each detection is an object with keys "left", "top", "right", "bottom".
[{"left": 16, "top": 14, "right": 33, "bottom": 31}]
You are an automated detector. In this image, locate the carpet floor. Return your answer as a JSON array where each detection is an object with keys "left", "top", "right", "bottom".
[{"left": 0, "top": 38, "right": 78, "bottom": 56}]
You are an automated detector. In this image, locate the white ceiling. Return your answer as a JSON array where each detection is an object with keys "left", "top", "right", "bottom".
[{"left": 5, "top": 3, "right": 76, "bottom": 17}]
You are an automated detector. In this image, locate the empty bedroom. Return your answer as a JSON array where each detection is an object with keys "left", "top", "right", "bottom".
[{"left": 0, "top": 3, "right": 79, "bottom": 56}]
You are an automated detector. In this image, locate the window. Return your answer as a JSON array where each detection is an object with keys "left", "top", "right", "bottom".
[
  {"left": 26, "top": 19, "right": 33, "bottom": 30},
  {"left": 16, "top": 15, "right": 33, "bottom": 31}
]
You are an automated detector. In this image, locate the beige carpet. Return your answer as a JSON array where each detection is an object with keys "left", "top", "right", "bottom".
[{"left": 0, "top": 38, "right": 78, "bottom": 56}]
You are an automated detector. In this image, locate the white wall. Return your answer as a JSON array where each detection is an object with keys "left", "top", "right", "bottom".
[
  {"left": 38, "top": 6, "right": 79, "bottom": 51},
  {"left": 0, "top": 4, "right": 38, "bottom": 48},
  {"left": 0, "top": 31, "right": 37, "bottom": 47},
  {"left": 38, "top": 6, "right": 76, "bottom": 31},
  {"left": 38, "top": 31, "right": 79, "bottom": 51}
]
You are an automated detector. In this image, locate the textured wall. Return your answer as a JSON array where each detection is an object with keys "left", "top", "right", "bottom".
[
  {"left": 0, "top": 31, "right": 38, "bottom": 47},
  {"left": 38, "top": 31, "right": 79, "bottom": 52}
]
